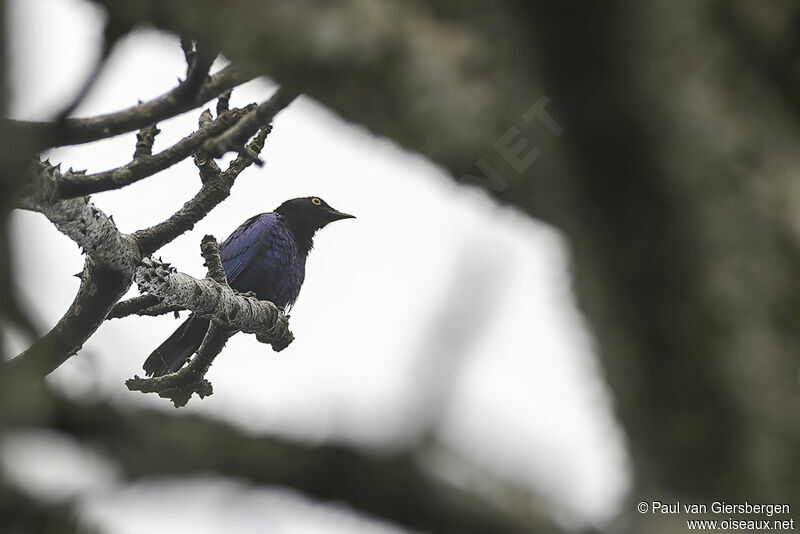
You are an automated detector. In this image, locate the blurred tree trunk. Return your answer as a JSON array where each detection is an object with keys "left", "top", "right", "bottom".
[{"left": 526, "top": 4, "right": 800, "bottom": 530}]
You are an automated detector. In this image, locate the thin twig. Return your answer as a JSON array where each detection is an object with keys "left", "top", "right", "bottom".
[
  {"left": 133, "top": 124, "right": 160, "bottom": 159},
  {"left": 223, "top": 124, "right": 271, "bottom": 178},
  {"left": 200, "top": 234, "right": 228, "bottom": 285},
  {"left": 194, "top": 110, "right": 222, "bottom": 184},
  {"left": 201, "top": 88, "right": 297, "bottom": 162}
]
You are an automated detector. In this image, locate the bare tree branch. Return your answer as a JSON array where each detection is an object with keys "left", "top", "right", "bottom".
[
  {"left": 126, "top": 321, "right": 230, "bottom": 407},
  {"left": 56, "top": 104, "right": 256, "bottom": 198},
  {"left": 7, "top": 164, "right": 136, "bottom": 378},
  {"left": 21, "top": 161, "right": 139, "bottom": 271},
  {"left": 132, "top": 257, "right": 293, "bottom": 351},
  {"left": 127, "top": 235, "right": 236, "bottom": 407},
  {"left": 223, "top": 124, "right": 271, "bottom": 178},
  {"left": 7, "top": 64, "right": 255, "bottom": 147},
  {"left": 124, "top": 239, "right": 290, "bottom": 405},
  {"left": 201, "top": 88, "right": 297, "bottom": 161},
  {"left": 4, "top": 260, "right": 130, "bottom": 378}
]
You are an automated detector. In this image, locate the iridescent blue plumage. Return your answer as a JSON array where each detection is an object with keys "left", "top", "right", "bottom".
[
  {"left": 143, "top": 197, "right": 353, "bottom": 377},
  {"left": 220, "top": 212, "right": 306, "bottom": 309}
]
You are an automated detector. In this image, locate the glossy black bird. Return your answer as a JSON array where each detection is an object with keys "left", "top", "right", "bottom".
[{"left": 143, "top": 196, "right": 354, "bottom": 377}]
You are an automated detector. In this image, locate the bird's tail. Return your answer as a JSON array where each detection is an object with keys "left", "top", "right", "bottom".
[{"left": 143, "top": 315, "right": 210, "bottom": 377}]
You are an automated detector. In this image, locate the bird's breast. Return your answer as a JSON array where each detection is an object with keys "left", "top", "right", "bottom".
[{"left": 230, "top": 225, "right": 306, "bottom": 309}]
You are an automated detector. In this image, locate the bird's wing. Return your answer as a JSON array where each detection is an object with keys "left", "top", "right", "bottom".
[{"left": 219, "top": 213, "right": 275, "bottom": 285}]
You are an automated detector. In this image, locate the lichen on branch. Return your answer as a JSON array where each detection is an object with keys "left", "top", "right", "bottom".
[
  {"left": 6, "top": 83, "right": 295, "bottom": 385},
  {"left": 133, "top": 257, "right": 293, "bottom": 351}
]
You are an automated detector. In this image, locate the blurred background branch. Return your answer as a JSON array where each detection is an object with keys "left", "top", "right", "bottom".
[{"left": 1, "top": 384, "right": 562, "bottom": 534}]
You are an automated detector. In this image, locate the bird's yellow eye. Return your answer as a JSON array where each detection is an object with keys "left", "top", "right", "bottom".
[{"left": 311, "top": 198, "right": 321, "bottom": 206}]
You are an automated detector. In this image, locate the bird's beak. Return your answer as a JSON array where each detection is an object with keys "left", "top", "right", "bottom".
[{"left": 326, "top": 208, "right": 356, "bottom": 222}]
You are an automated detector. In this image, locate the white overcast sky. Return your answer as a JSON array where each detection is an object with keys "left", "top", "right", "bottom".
[{"left": 3, "top": 0, "right": 630, "bottom": 531}]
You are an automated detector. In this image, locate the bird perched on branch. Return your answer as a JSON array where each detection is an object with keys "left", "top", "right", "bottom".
[{"left": 143, "top": 196, "right": 355, "bottom": 377}]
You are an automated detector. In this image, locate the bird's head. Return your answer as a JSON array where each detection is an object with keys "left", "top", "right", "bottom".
[
  {"left": 276, "top": 196, "right": 355, "bottom": 228},
  {"left": 275, "top": 196, "right": 355, "bottom": 249}
]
